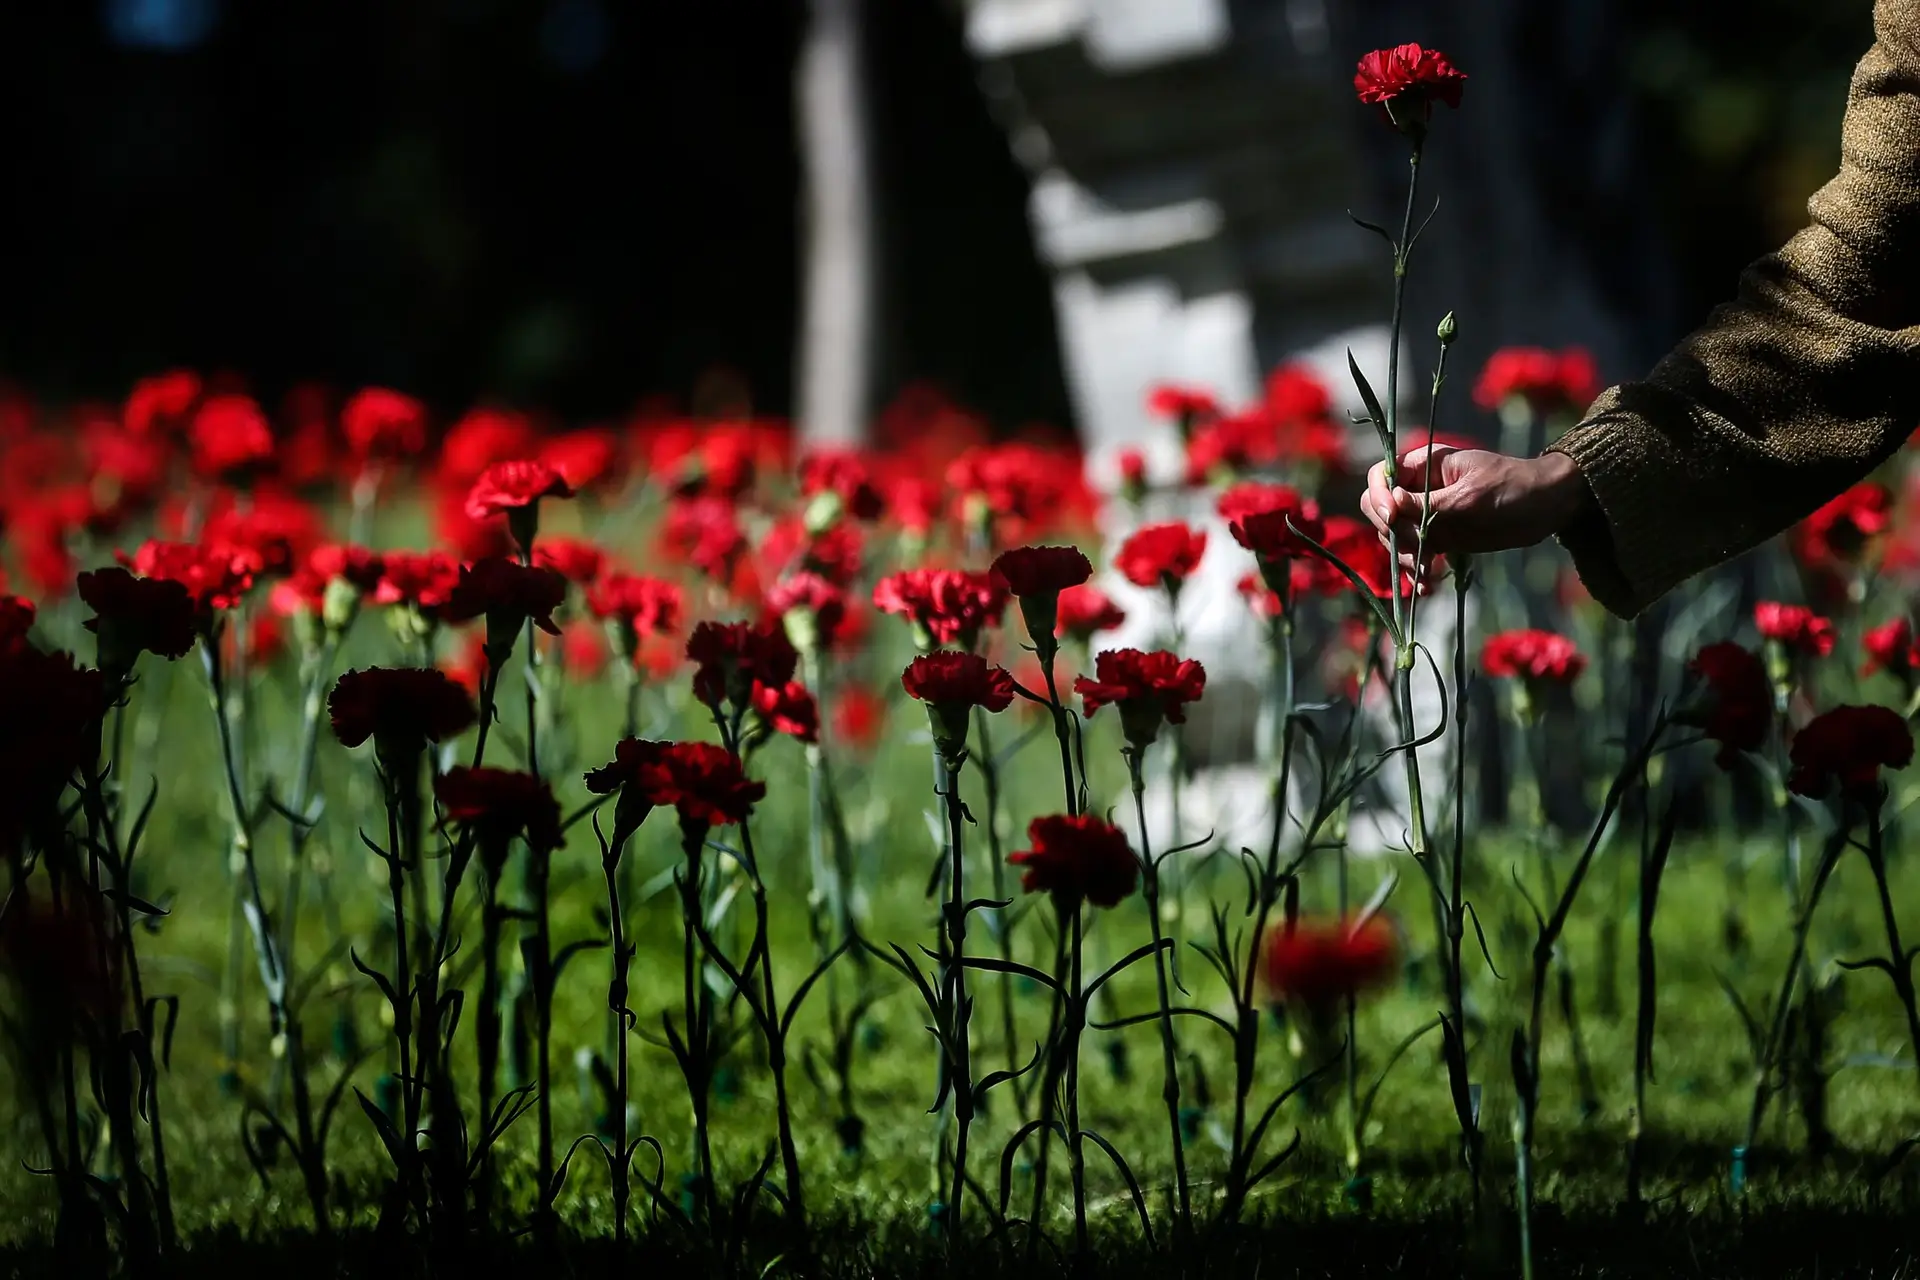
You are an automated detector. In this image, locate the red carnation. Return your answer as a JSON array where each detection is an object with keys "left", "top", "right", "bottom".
[
  {"left": 375, "top": 550, "right": 464, "bottom": 617},
  {"left": 541, "top": 429, "right": 621, "bottom": 491},
  {"left": 438, "top": 408, "right": 537, "bottom": 486},
  {"left": 1145, "top": 385, "right": 1222, "bottom": 426},
  {"left": 766, "top": 572, "right": 850, "bottom": 654},
  {"left": 751, "top": 679, "right": 820, "bottom": 743},
  {"left": 582, "top": 737, "right": 672, "bottom": 844},
  {"left": 587, "top": 572, "right": 683, "bottom": 660},
  {"left": 465, "top": 459, "right": 575, "bottom": 551},
  {"left": 124, "top": 369, "right": 201, "bottom": 436},
  {"left": 1755, "top": 602, "right": 1835, "bottom": 658},
  {"left": 443, "top": 558, "right": 568, "bottom": 657},
  {"left": 686, "top": 619, "right": 799, "bottom": 710},
  {"left": 1481, "top": 629, "right": 1586, "bottom": 684},
  {"left": 342, "top": 387, "right": 428, "bottom": 461},
  {"left": 200, "top": 491, "right": 322, "bottom": 579},
  {"left": 635, "top": 740, "right": 766, "bottom": 829},
  {"left": 1055, "top": 584, "right": 1126, "bottom": 646},
  {"left": 831, "top": 686, "right": 886, "bottom": 752},
  {"left": 1473, "top": 347, "right": 1600, "bottom": 418},
  {"left": 661, "top": 496, "right": 748, "bottom": 582},
  {"left": 0, "top": 647, "right": 110, "bottom": 847},
  {"left": 1788, "top": 705, "right": 1914, "bottom": 802},
  {"left": 1115, "top": 522, "right": 1207, "bottom": 592},
  {"left": 799, "top": 449, "right": 886, "bottom": 521},
  {"left": 434, "top": 766, "right": 563, "bottom": 867},
  {"left": 1863, "top": 618, "right": 1920, "bottom": 681},
  {"left": 533, "top": 537, "right": 605, "bottom": 585},
  {"left": 902, "top": 651, "right": 1016, "bottom": 748},
  {"left": 1353, "top": 43, "right": 1468, "bottom": 136},
  {"left": 124, "top": 540, "right": 254, "bottom": 619},
  {"left": 311, "top": 543, "right": 386, "bottom": 593},
  {"left": 1681, "top": 642, "right": 1773, "bottom": 770},
  {"left": 328, "top": 666, "right": 477, "bottom": 761},
  {"left": 991, "top": 545, "right": 1093, "bottom": 599},
  {"left": 77, "top": 568, "right": 197, "bottom": 675},
  {"left": 1009, "top": 813, "right": 1140, "bottom": 910},
  {"left": 872, "top": 568, "right": 1007, "bottom": 650},
  {"left": 1221, "top": 483, "right": 1324, "bottom": 591},
  {"left": 1263, "top": 915, "right": 1399, "bottom": 1013},
  {"left": 188, "top": 393, "right": 276, "bottom": 481},
  {"left": 1075, "top": 647, "right": 1207, "bottom": 746},
  {"left": 1795, "top": 483, "right": 1893, "bottom": 570},
  {"left": 1116, "top": 448, "right": 1148, "bottom": 503}
]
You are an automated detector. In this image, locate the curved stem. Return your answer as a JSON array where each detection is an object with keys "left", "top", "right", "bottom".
[
  {"left": 1128, "top": 750, "right": 1193, "bottom": 1234},
  {"left": 940, "top": 753, "right": 974, "bottom": 1247}
]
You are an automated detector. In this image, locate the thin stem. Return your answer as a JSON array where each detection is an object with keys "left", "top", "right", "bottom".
[
  {"left": 1128, "top": 749, "right": 1193, "bottom": 1234},
  {"left": 970, "top": 708, "right": 1025, "bottom": 1110},
  {"left": 940, "top": 753, "right": 974, "bottom": 1246},
  {"left": 1065, "top": 903, "right": 1088, "bottom": 1255}
]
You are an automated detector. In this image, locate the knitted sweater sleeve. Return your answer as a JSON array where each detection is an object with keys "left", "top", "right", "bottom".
[{"left": 1549, "top": 0, "right": 1920, "bottom": 617}]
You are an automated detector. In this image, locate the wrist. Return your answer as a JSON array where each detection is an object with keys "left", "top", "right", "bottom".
[{"left": 1534, "top": 451, "right": 1594, "bottom": 533}]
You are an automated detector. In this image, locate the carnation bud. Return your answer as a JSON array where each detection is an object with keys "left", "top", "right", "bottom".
[
  {"left": 782, "top": 606, "right": 821, "bottom": 657},
  {"left": 322, "top": 575, "right": 362, "bottom": 635},
  {"left": 1437, "top": 312, "right": 1457, "bottom": 345},
  {"left": 291, "top": 605, "right": 326, "bottom": 659},
  {"left": 802, "top": 489, "right": 843, "bottom": 537}
]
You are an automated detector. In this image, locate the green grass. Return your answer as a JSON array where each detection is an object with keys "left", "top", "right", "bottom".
[{"left": 9, "top": 611, "right": 1920, "bottom": 1278}]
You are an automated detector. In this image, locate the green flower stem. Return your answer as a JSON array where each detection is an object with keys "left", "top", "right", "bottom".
[
  {"left": 676, "top": 823, "right": 720, "bottom": 1227},
  {"left": 939, "top": 750, "right": 975, "bottom": 1246},
  {"left": 1443, "top": 566, "right": 1481, "bottom": 1206},
  {"left": 1040, "top": 646, "right": 1078, "bottom": 815},
  {"left": 1064, "top": 902, "right": 1089, "bottom": 1254},
  {"left": 970, "top": 707, "right": 1025, "bottom": 1109},
  {"left": 1859, "top": 809, "right": 1920, "bottom": 1085},
  {"left": 600, "top": 831, "right": 636, "bottom": 1250},
  {"left": 1126, "top": 746, "right": 1193, "bottom": 1235}
]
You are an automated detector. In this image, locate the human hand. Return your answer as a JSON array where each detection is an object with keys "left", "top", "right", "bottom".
[{"left": 1360, "top": 444, "right": 1593, "bottom": 579}]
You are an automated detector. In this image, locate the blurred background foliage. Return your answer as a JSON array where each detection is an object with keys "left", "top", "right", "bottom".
[{"left": 0, "top": 0, "right": 1877, "bottom": 431}]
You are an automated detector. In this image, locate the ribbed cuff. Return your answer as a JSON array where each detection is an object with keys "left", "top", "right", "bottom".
[{"left": 1549, "top": 406, "right": 1702, "bottom": 619}]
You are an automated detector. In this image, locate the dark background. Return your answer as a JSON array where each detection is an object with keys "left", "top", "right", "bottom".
[{"left": 0, "top": 0, "right": 1875, "bottom": 432}]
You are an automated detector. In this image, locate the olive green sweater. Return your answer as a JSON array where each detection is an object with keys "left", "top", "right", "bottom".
[{"left": 1551, "top": 0, "right": 1920, "bottom": 617}]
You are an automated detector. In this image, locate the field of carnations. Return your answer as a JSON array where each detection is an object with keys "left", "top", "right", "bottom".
[{"left": 6, "top": 41, "right": 1920, "bottom": 1280}]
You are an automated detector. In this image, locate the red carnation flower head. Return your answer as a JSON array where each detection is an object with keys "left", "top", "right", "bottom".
[
  {"left": 586, "top": 572, "right": 683, "bottom": 661},
  {"left": 374, "top": 549, "right": 464, "bottom": 643},
  {"left": 77, "top": 567, "right": 197, "bottom": 677},
  {"left": 1794, "top": 482, "right": 1894, "bottom": 573},
  {"left": 1679, "top": 642, "right": 1773, "bottom": 771},
  {"left": 198, "top": 489, "right": 322, "bottom": 580},
  {"left": 434, "top": 765, "right": 563, "bottom": 873},
  {"left": 1263, "top": 914, "right": 1399, "bottom": 1015},
  {"left": 123, "top": 539, "right": 254, "bottom": 629},
  {"left": 1863, "top": 617, "right": 1920, "bottom": 683},
  {"left": 443, "top": 557, "right": 568, "bottom": 663},
  {"left": 124, "top": 369, "right": 201, "bottom": 436},
  {"left": 541, "top": 429, "right": 622, "bottom": 492},
  {"left": 1220, "top": 483, "right": 1324, "bottom": 596},
  {"left": 799, "top": 448, "right": 886, "bottom": 523},
  {"left": 831, "top": 685, "right": 886, "bottom": 753},
  {"left": 533, "top": 537, "right": 605, "bottom": 585},
  {"left": 1755, "top": 601, "right": 1835, "bottom": 659},
  {"left": 1145, "top": 384, "right": 1222, "bottom": 435},
  {"left": 660, "top": 495, "right": 748, "bottom": 584},
  {"left": 638, "top": 740, "right": 766, "bottom": 834},
  {"left": 188, "top": 393, "right": 276, "bottom": 482},
  {"left": 1481, "top": 629, "right": 1586, "bottom": 688},
  {"left": 1473, "top": 347, "right": 1600, "bottom": 420},
  {"left": 437, "top": 407, "right": 537, "bottom": 486},
  {"left": 686, "top": 619, "right": 799, "bottom": 711},
  {"left": 582, "top": 737, "right": 673, "bottom": 847},
  {"left": 901, "top": 650, "right": 1016, "bottom": 751},
  {"left": 1055, "top": 583, "right": 1126, "bottom": 648},
  {"left": 872, "top": 568, "right": 1008, "bottom": 652},
  {"left": 1116, "top": 522, "right": 1207, "bottom": 593},
  {"left": 1009, "top": 813, "right": 1140, "bottom": 910},
  {"left": 1788, "top": 704, "right": 1914, "bottom": 804},
  {"left": 0, "top": 647, "right": 111, "bottom": 849},
  {"left": 1182, "top": 411, "right": 1273, "bottom": 486},
  {"left": 751, "top": 679, "right": 820, "bottom": 744},
  {"left": 465, "top": 458, "right": 576, "bottom": 553},
  {"left": 342, "top": 387, "right": 428, "bottom": 463},
  {"left": 992, "top": 545, "right": 1093, "bottom": 656},
  {"left": 766, "top": 572, "right": 849, "bottom": 655},
  {"left": 1116, "top": 447, "right": 1148, "bottom": 504},
  {"left": 329, "top": 666, "right": 477, "bottom": 768},
  {"left": 1353, "top": 43, "right": 1467, "bottom": 138},
  {"left": 1075, "top": 647, "right": 1207, "bottom": 747},
  {"left": 272, "top": 543, "right": 385, "bottom": 641}
]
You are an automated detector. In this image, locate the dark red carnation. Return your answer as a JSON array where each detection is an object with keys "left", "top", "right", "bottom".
[
  {"left": 1681, "top": 642, "right": 1772, "bottom": 770},
  {"left": 1795, "top": 483, "right": 1894, "bottom": 570},
  {"left": 1075, "top": 647, "right": 1206, "bottom": 746},
  {"left": 0, "top": 647, "right": 110, "bottom": 847},
  {"left": 1263, "top": 915, "right": 1399, "bottom": 1013},
  {"left": 464, "top": 458, "right": 576, "bottom": 529},
  {"left": 77, "top": 568, "right": 197, "bottom": 673},
  {"left": 375, "top": 550, "right": 464, "bottom": 616},
  {"left": 0, "top": 598, "right": 34, "bottom": 657},
  {"left": 582, "top": 737, "right": 672, "bottom": 843},
  {"left": 1788, "top": 705, "right": 1914, "bottom": 802},
  {"left": 799, "top": 448, "right": 885, "bottom": 521},
  {"left": 123, "top": 540, "right": 253, "bottom": 618},
  {"left": 1481, "top": 629, "right": 1586, "bottom": 684},
  {"left": 586, "top": 572, "right": 683, "bottom": 646},
  {"left": 443, "top": 558, "right": 568, "bottom": 649},
  {"left": 634, "top": 741, "right": 766, "bottom": 828},
  {"left": 902, "top": 651, "right": 1016, "bottom": 714},
  {"left": 1008, "top": 813, "right": 1139, "bottom": 909},
  {"left": 1754, "top": 602, "right": 1835, "bottom": 657},
  {"left": 434, "top": 766, "right": 563, "bottom": 860},
  {"left": 1353, "top": 43, "right": 1468, "bottom": 134},
  {"left": 751, "top": 679, "right": 819, "bottom": 743},
  {"left": 991, "top": 545, "right": 1093, "bottom": 599},
  {"left": 328, "top": 667, "right": 477, "bottom": 758},
  {"left": 1115, "top": 522, "right": 1207, "bottom": 591},
  {"left": 686, "top": 619, "right": 799, "bottom": 709}
]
